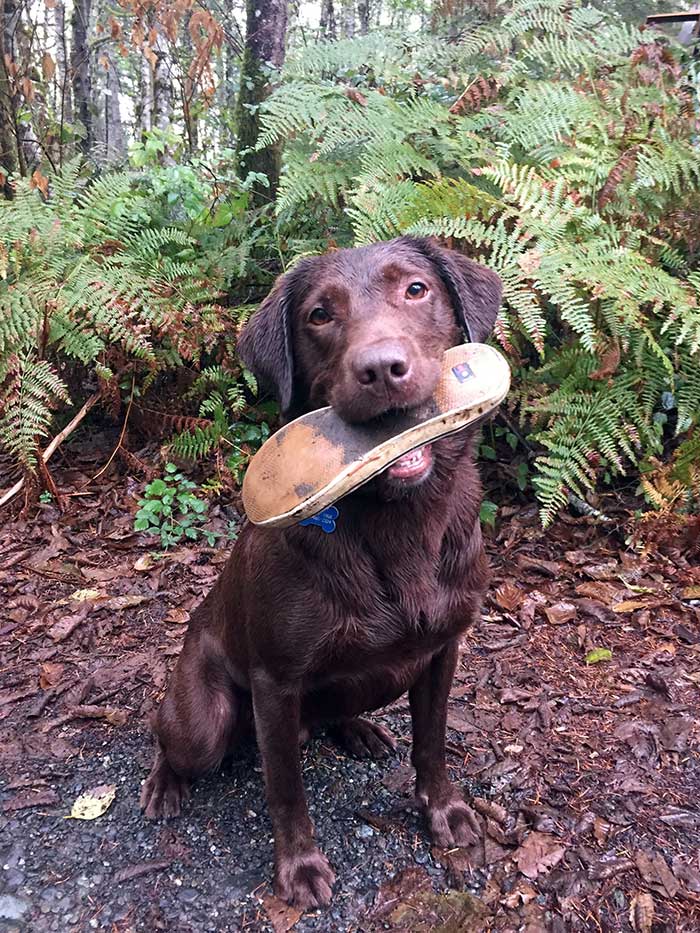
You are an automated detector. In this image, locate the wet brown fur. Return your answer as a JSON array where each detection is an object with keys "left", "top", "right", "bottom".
[{"left": 140, "top": 236, "right": 502, "bottom": 908}]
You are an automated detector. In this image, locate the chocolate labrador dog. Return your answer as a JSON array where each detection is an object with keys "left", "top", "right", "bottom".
[{"left": 141, "top": 236, "right": 502, "bottom": 908}]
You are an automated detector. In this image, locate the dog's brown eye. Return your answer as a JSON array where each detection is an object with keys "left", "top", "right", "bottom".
[
  {"left": 406, "top": 282, "right": 427, "bottom": 299},
  {"left": 309, "top": 307, "right": 331, "bottom": 325}
]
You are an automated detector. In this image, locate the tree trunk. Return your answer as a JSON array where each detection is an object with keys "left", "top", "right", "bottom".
[
  {"left": 341, "top": 0, "right": 355, "bottom": 38},
  {"left": 104, "top": 50, "right": 125, "bottom": 161},
  {"left": 235, "top": 0, "right": 288, "bottom": 205},
  {"left": 135, "top": 52, "right": 152, "bottom": 139},
  {"left": 357, "top": 0, "right": 370, "bottom": 35},
  {"left": 320, "top": 0, "right": 337, "bottom": 39},
  {"left": 0, "top": 0, "right": 18, "bottom": 184},
  {"left": 52, "top": 0, "right": 71, "bottom": 120},
  {"left": 181, "top": 9, "right": 199, "bottom": 153},
  {"left": 70, "top": 0, "right": 93, "bottom": 153},
  {"left": 152, "top": 24, "right": 172, "bottom": 135}
]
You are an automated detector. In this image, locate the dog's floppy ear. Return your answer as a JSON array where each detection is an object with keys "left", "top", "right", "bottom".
[
  {"left": 237, "top": 271, "right": 301, "bottom": 415},
  {"left": 409, "top": 237, "right": 502, "bottom": 343}
]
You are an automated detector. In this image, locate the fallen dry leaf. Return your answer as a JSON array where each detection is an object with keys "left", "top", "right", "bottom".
[
  {"left": 66, "top": 784, "right": 116, "bottom": 820},
  {"left": 515, "top": 832, "right": 566, "bottom": 879},
  {"left": 629, "top": 891, "right": 655, "bottom": 933},
  {"left": 69, "top": 588, "right": 103, "bottom": 602},
  {"left": 2, "top": 788, "right": 59, "bottom": 813},
  {"left": 613, "top": 599, "right": 653, "bottom": 613},
  {"left": 39, "top": 661, "right": 65, "bottom": 689},
  {"left": 164, "top": 608, "right": 190, "bottom": 624},
  {"left": 544, "top": 601, "right": 577, "bottom": 625},
  {"left": 103, "top": 594, "right": 150, "bottom": 611},
  {"left": 261, "top": 893, "right": 302, "bottom": 933},
  {"left": 133, "top": 554, "right": 156, "bottom": 572},
  {"left": 48, "top": 605, "right": 92, "bottom": 642},
  {"left": 493, "top": 582, "right": 524, "bottom": 612}
]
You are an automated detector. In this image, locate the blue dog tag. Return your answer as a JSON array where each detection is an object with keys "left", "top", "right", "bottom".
[{"left": 299, "top": 506, "right": 339, "bottom": 533}]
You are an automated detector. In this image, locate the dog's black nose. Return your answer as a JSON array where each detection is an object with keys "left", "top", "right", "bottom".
[{"left": 352, "top": 341, "right": 412, "bottom": 389}]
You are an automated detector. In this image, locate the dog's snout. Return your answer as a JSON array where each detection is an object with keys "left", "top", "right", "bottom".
[{"left": 351, "top": 341, "right": 412, "bottom": 389}]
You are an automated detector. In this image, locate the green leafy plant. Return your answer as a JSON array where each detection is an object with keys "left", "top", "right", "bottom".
[
  {"left": 0, "top": 157, "right": 262, "bottom": 492},
  {"left": 134, "top": 463, "right": 217, "bottom": 548},
  {"left": 479, "top": 499, "right": 498, "bottom": 529}
]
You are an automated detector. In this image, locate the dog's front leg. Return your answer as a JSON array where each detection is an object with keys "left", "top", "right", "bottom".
[
  {"left": 251, "top": 669, "right": 335, "bottom": 908},
  {"left": 409, "top": 638, "right": 480, "bottom": 848}
]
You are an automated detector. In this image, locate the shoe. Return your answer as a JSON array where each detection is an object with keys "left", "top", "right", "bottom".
[{"left": 242, "top": 342, "right": 511, "bottom": 528}]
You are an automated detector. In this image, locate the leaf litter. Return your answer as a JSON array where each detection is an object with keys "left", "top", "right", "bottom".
[{"left": 0, "top": 436, "right": 699, "bottom": 930}]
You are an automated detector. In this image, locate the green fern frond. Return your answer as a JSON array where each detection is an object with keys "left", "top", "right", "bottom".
[{"left": 0, "top": 354, "right": 70, "bottom": 470}]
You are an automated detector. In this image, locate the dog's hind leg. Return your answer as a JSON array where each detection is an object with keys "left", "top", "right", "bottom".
[{"left": 141, "top": 635, "right": 241, "bottom": 820}]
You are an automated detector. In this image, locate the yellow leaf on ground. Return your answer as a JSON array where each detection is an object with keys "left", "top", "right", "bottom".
[
  {"left": 66, "top": 784, "right": 116, "bottom": 821},
  {"left": 164, "top": 608, "right": 189, "bottom": 624},
  {"left": 69, "top": 588, "right": 102, "bottom": 602},
  {"left": 133, "top": 555, "right": 155, "bottom": 571},
  {"left": 612, "top": 600, "right": 651, "bottom": 613}
]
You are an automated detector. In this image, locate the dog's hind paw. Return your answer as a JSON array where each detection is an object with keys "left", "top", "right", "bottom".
[
  {"left": 329, "top": 718, "right": 397, "bottom": 759},
  {"left": 140, "top": 751, "right": 190, "bottom": 820},
  {"left": 275, "top": 847, "right": 335, "bottom": 909}
]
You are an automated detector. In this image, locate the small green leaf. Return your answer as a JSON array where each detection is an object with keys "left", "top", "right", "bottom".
[
  {"left": 585, "top": 647, "right": 612, "bottom": 665},
  {"left": 480, "top": 499, "right": 498, "bottom": 529}
]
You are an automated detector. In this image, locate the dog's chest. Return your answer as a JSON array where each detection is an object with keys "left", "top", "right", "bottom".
[{"left": 311, "top": 526, "right": 478, "bottom": 667}]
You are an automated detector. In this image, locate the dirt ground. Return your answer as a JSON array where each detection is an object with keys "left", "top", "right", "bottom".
[{"left": 1, "top": 433, "right": 700, "bottom": 932}]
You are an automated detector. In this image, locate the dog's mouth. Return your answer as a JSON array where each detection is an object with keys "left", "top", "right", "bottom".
[{"left": 385, "top": 443, "right": 434, "bottom": 485}]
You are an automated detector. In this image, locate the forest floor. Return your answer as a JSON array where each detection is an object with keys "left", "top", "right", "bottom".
[{"left": 1, "top": 429, "right": 700, "bottom": 933}]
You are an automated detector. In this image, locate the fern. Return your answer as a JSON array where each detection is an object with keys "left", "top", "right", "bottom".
[
  {"left": 0, "top": 354, "right": 70, "bottom": 470},
  {"left": 0, "top": 163, "right": 224, "bottom": 477},
  {"left": 263, "top": 0, "right": 700, "bottom": 523}
]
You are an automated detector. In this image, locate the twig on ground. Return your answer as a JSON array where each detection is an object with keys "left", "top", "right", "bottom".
[{"left": 0, "top": 392, "right": 101, "bottom": 509}]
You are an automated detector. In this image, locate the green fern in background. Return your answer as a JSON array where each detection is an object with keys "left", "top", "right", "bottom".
[
  {"left": 261, "top": 0, "right": 700, "bottom": 524},
  {"left": 0, "top": 160, "right": 236, "bottom": 476}
]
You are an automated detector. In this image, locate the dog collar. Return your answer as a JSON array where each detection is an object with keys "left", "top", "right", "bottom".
[{"left": 299, "top": 506, "right": 339, "bottom": 533}]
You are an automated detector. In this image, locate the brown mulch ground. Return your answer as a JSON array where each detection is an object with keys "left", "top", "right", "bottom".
[{"left": 1, "top": 432, "right": 699, "bottom": 932}]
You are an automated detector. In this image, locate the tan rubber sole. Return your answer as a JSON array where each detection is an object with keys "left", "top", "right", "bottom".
[{"left": 243, "top": 343, "right": 511, "bottom": 528}]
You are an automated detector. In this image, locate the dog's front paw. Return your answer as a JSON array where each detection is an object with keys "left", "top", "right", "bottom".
[
  {"left": 426, "top": 792, "right": 480, "bottom": 848},
  {"left": 275, "top": 847, "right": 335, "bottom": 909}
]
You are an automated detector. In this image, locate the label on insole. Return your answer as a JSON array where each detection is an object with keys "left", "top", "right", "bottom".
[{"left": 451, "top": 362, "right": 475, "bottom": 383}]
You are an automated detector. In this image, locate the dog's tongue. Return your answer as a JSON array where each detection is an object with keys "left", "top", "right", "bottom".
[{"left": 387, "top": 444, "right": 433, "bottom": 480}]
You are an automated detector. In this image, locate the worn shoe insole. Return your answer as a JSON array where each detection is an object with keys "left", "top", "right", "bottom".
[{"left": 242, "top": 342, "right": 511, "bottom": 528}]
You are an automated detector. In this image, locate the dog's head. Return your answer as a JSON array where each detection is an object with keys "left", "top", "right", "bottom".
[{"left": 239, "top": 236, "right": 502, "bottom": 490}]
